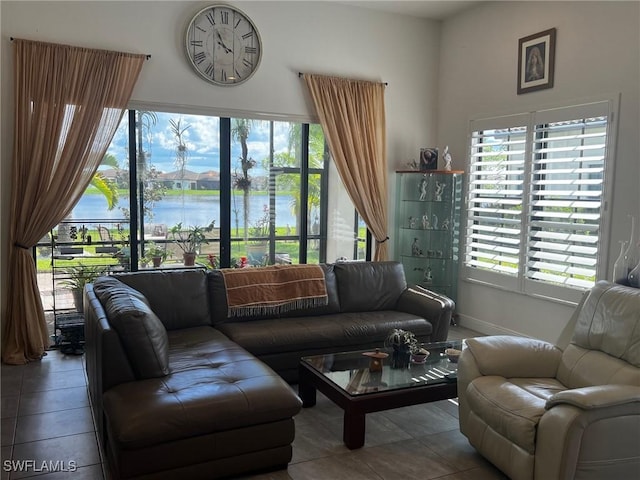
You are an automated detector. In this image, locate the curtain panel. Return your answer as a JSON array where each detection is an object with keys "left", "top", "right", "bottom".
[
  {"left": 302, "top": 74, "right": 389, "bottom": 261},
  {"left": 3, "top": 39, "right": 145, "bottom": 364}
]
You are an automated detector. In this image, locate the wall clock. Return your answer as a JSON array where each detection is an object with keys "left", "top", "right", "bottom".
[{"left": 185, "top": 4, "right": 262, "bottom": 86}]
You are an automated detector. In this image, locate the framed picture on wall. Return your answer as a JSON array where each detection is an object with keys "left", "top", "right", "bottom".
[{"left": 517, "top": 28, "right": 556, "bottom": 94}]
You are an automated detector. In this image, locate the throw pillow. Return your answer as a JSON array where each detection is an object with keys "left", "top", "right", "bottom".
[{"left": 93, "top": 276, "right": 170, "bottom": 379}]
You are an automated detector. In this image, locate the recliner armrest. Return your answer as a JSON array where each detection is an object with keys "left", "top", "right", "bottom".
[
  {"left": 395, "top": 285, "right": 454, "bottom": 341},
  {"left": 464, "top": 336, "right": 562, "bottom": 378},
  {"left": 546, "top": 384, "right": 640, "bottom": 410}
]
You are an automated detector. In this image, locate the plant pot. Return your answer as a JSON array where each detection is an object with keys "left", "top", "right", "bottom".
[
  {"left": 152, "top": 256, "right": 163, "bottom": 268},
  {"left": 183, "top": 252, "right": 196, "bottom": 266},
  {"left": 72, "top": 289, "right": 84, "bottom": 313},
  {"left": 246, "top": 243, "right": 268, "bottom": 266},
  {"left": 390, "top": 345, "right": 411, "bottom": 369}
]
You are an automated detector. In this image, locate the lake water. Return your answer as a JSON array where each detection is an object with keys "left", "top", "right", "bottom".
[{"left": 72, "top": 193, "right": 299, "bottom": 228}]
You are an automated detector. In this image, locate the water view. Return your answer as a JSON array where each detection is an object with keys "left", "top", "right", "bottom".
[{"left": 71, "top": 193, "right": 299, "bottom": 229}]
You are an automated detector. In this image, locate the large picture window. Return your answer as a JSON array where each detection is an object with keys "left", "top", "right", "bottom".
[
  {"left": 464, "top": 99, "right": 616, "bottom": 303},
  {"left": 36, "top": 109, "right": 366, "bottom": 325}
]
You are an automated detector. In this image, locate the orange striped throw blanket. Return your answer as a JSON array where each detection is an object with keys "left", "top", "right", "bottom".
[{"left": 220, "top": 264, "right": 328, "bottom": 317}]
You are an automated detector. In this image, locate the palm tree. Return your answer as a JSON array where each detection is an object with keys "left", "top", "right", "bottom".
[
  {"left": 273, "top": 124, "right": 325, "bottom": 234},
  {"left": 231, "top": 118, "right": 255, "bottom": 242},
  {"left": 91, "top": 153, "right": 119, "bottom": 210}
]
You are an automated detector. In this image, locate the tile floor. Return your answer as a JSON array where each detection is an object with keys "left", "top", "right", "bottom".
[{"left": 1, "top": 326, "right": 507, "bottom": 480}]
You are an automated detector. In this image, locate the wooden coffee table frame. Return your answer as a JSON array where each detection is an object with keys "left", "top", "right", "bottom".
[{"left": 298, "top": 360, "right": 457, "bottom": 449}]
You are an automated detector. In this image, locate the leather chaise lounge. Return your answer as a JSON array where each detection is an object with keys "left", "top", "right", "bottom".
[{"left": 84, "top": 261, "right": 454, "bottom": 479}]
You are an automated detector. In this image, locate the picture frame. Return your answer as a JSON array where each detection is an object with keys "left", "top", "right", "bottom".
[
  {"left": 517, "top": 28, "right": 556, "bottom": 95},
  {"left": 419, "top": 147, "right": 438, "bottom": 171}
]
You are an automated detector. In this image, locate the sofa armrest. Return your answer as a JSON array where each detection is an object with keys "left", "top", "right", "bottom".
[
  {"left": 395, "top": 285, "right": 454, "bottom": 341},
  {"left": 463, "top": 335, "right": 562, "bottom": 378},
  {"left": 546, "top": 385, "right": 640, "bottom": 410},
  {"left": 536, "top": 387, "right": 640, "bottom": 480}
]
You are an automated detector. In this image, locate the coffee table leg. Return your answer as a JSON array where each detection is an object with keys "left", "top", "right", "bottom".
[
  {"left": 343, "top": 411, "right": 365, "bottom": 449},
  {"left": 298, "top": 369, "right": 317, "bottom": 407}
]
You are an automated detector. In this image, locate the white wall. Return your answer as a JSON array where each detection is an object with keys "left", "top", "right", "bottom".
[
  {"left": 0, "top": 1, "right": 441, "bottom": 329},
  {"left": 438, "top": 1, "right": 640, "bottom": 342}
]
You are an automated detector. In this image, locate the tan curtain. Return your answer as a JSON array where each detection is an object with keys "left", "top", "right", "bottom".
[
  {"left": 3, "top": 39, "right": 145, "bottom": 364},
  {"left": 303, "top": 74, "right": 389, "bottom": 260}
]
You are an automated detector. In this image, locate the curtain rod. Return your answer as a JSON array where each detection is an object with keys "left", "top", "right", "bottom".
[
  {"left": 9, "top": 37, "right": 151, "bottom": 59},
  {"left": 298, "top": 72, "right": 387, "bottom": 86}
]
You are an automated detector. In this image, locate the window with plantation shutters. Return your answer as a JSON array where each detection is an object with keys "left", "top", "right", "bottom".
[
  {"left": 464, "top": 99, "right": 616, "bottom": 303},
  {"left": 467, "top": 125, "right": 527, "bottom": 277}
]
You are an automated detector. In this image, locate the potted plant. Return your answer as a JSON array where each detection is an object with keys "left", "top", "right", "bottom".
[
  {"left": 169, "top": 223, "right": 207, "bottom": 266},
  {"left": 143, "top": 243, "right": 167, "bottom": 268},
  {"left": 384, "top": 328, "right": 420, "bottom": 369},
  {"left": 246, "top": 204, "right": 270, "bottom": 266},
  {"left": 59, "top": 264, "right": 106, "bottom": 312}
]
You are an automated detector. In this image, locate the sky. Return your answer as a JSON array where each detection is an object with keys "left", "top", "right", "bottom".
[{"left": 105, "top": 111, "right": 296, "bottom": 175}]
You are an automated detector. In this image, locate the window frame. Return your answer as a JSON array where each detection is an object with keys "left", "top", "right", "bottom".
[{"left": 462, "top": 96, "right": 618, "bottom": 304}]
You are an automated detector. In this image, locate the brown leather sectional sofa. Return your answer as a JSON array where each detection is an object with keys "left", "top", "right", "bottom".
[{"left": 84, "top": 261, "right": 454, "bottom": 479}]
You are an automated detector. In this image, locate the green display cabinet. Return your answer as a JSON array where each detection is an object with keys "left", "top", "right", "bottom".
[{"left": 395, "top": 170, "right": 463, "bottom": 304}]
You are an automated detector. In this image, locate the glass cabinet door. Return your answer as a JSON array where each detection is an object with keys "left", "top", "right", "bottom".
[{"left": 395, "top": 171, "right": 463, "bottom": 303}]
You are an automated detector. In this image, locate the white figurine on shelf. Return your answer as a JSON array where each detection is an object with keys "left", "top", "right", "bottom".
[
  {"left": 419, "top": 176, "right": 429, "bottom": 201},
  {"left": 409, "top": 216, "right": 417, "bottom": 229},
  {"left": 441, "top": 218, "right": 450, "bottom": 230},
  {"left": 422, "top": 214, "right": 430, "bottom": 230},
  {"left": 423, "top": 267, "right": 433, "bottom": 285},
  {"left": 435, "top": 181, "right": 446, "bottom": 201},
  {"left": 432, "top": 214, "right": 439, "bottom": 230},
  {"left": 411, "top": 237, "right": 422, "bottom": 256},
  {"left": 443, "top": 145, "right": 452, "bottom": 171}
]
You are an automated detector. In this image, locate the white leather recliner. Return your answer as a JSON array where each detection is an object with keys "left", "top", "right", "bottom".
[{"left": 458, "top": 281, "right": 640, "bottom": 480}]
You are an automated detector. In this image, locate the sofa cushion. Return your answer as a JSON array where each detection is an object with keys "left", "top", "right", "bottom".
[
  {"left": 115, "top": 270, "right": 210, "bottom": 330},
  {"left": 465, "top": 376, "right": 565, "bottom": 454},
  {"left": 93, "top": 276, "right": 169, "bottom": 379},
  {"left": 103, "top": 326, "right": 302, "bottom": 449},
  {"left": 207, "top": 264, "right": 340, "bottom": 324},
  {"left": 334, "top": 261, "right": 407, "bottom": 312},
  {"left": 215, "top": 310, "right": 432, "bottom": 356}
]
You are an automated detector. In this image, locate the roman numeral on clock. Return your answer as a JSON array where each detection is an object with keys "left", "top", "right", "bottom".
[
  {"left": 190, "top": 40, "right": 203, "bottom": 47},
  {"left": 193, "top": 52, "right": 206, "bottom": 64},
  {"left": 243, "top": 59, "right": 253, "bottom": 68},
  {"left": 245, "top": 46, "right": 257, "bottom": 54},
  {"left": 204, "top": 63, "right": 214, "bottom": 78},
  {"left": 220, "top": 11, "right": 229, "bottom": 24},
  {"left": 205, "top": 11, "right": 215, "bottom": 26},
  {"left": 242, "top": 32, "right": 253, "bottom": 40}
]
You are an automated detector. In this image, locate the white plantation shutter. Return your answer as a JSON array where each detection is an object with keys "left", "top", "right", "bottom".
[
  {"left": 526, "top": 114, "right": 607, "bottom": 290},
  {"left": 464, "top": 100, "right": 615, "bottom": 302},
  {"left": 466, "top": 125, "right": 526, "bottom": 284}
]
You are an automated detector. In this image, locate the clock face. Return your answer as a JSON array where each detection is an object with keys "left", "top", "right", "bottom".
[{"left": 185, "top": 4, "right": 262, "bottom": 86}]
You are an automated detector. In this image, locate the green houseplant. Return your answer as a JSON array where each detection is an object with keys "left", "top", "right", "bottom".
[
  {"left": 169, "top": 223, "right": 208, "bottom": 266},
  {"left": 59, "top": 264, "right": 106, "bottom": 312},
  {"left": 143, "top": 243, "right": 167, "bottom": 268}
]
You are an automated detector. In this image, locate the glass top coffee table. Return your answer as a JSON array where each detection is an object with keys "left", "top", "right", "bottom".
[{"left": 298, "top": 340, "right": 462, "bottom": 449}]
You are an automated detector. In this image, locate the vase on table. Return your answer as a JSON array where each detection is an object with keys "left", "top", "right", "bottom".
[
  {"left": 612, "top": 241, "right": 629, "bottom": 285},
  {"left": 613, "top": 215, "right": 639, "bottom": 286},
  {"left": 390, "top": 345, "right": 411, "bottom": 369}
]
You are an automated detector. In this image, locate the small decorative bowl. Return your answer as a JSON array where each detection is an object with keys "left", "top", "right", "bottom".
[
  {"left": 445, "top": 348, "right": 462, "bottom": 363},
  {"left": 410, "top": 349, "right": 430, "bottom": 364}
]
